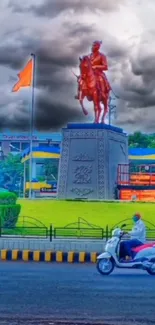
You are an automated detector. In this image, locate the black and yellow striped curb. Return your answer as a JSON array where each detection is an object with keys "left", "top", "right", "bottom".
[{"left": 0, "top": 250, "right": 98, "bottom": 263}]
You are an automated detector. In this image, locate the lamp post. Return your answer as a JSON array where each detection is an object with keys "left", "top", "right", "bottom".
[{"left": 108, "top": 95, "right": 118, "bottom": 125}]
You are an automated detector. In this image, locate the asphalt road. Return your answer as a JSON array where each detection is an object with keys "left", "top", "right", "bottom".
[{"left": 0, "top": 262, "right": 155, "bottom": 325}]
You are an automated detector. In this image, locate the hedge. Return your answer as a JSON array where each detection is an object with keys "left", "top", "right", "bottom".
[
  {"left": 0, "top": 204, "right": 21, "bottom": 228},
  {"left": 0, "top": 192, "right": 17, "bottom": 205},
  {"left": 0, "top": 192, "right": 20, "bottom": 228}
]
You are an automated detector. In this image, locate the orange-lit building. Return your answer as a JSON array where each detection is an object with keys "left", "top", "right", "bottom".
[{"left": 118, "top": 148, "right": 155, "bottom": 201}]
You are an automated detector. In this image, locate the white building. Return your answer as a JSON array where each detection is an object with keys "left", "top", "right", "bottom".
[{"left": 0, "top": 131, "right": 62, "bottom": 156}]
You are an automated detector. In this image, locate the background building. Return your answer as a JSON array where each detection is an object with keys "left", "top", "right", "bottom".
[{"left": 0, "top": 131, "right": 62, "bottom": 156}]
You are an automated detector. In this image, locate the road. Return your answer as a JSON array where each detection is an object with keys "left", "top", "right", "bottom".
[{"left": 0, "top": 262, "right": 155, "bottom": 325}]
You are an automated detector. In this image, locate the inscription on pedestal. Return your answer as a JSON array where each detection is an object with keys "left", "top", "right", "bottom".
[
  {"left": 73, "top": 165, "right": 92, "bottom": 184},
  {"left": 71, "top": 188, "right": 94, "bottom": 197},
  {"left": 72, "top": 153, "right": 94, "bottom": 161}
]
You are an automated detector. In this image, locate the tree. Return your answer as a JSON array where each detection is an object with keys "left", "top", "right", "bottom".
[
  {"left": 147, "top": 136, "right": 155, "bottom": 148},
  {"left": 0, "top": 154, "right": 23, "bottom": 194},
  {"left": 128, "top": 132, "right": 151, "bottom": 148},
  {"left": 43, "top": 160, "right": 59, "bottom": 181}
]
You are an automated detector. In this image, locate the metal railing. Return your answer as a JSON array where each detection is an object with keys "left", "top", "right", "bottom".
[
  {"left": 53, "top": 227, "right": 104, "bottom": 240},
  {"left": 0, "top": 219, "right": 155, "bottom": 241},
  {"left": 0, "top": 226, "right": 48, "bottom": 239}
]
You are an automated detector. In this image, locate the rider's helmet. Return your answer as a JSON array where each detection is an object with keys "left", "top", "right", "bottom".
[{"left": 133, "top": 213, "right": 141, "bottom": 223}]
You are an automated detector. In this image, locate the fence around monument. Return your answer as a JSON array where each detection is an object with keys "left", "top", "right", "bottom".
[{"left": 0, "top": 217, "right": 155, "bottom": 241}]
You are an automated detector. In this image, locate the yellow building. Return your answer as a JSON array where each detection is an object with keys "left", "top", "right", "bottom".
[{"left": 21, "top": 146, "right": 60, "bottom": 197}]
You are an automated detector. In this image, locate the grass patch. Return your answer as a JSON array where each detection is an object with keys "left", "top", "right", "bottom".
[{"left": 17, "top": 199, "right": 155, "bottom": 229}]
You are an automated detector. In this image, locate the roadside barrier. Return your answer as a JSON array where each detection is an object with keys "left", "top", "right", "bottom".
[{"left": 0, "top": 250, "right": 98, "bottom": 263}]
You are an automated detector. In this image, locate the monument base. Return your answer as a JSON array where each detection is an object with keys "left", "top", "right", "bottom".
[{"left": 57, "top": 123, "right": 128, "bottom": 200}]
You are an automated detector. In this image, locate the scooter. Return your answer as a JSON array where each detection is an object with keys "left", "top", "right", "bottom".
[{"left": 97, "top": 224, "right": 155, "bottom": 275}]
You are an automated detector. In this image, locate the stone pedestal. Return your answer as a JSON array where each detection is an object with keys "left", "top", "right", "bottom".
[{"left": 57, "top": 123, "right": 128, "bottom": 200}]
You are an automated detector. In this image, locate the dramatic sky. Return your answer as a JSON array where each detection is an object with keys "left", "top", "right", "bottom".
[{"left": 0, "top": 0, "right": 155, "bottom": 133}]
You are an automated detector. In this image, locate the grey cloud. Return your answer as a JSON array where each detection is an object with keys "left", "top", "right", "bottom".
[
  {"left": 0, "top": 96, "right": 84, "bottom": 131},
  {"left": 0, "top": 22, "right": 95, "bottom": 71},
  {"left": 35, "top": 95, "right": 84, "bottom": 131},
  {"left": 131, "top": 55, "right": 155, "bottom": 77},
  {"left": 110, "top": 30, "right": 155, "bottom": 131},
  {"left": 105, "top": 37, "right": 128, "bottom": 59},
  {"left": 10, "top": 0, "right": 126, "bottom": 18},
  {"left": 116, "top": 105, "right": 155, "bottom": 133},
  {"left": 0, "top": 20, "right": 95, "bottom": 130},
  {"left": 0, "top": 99, "right": 30, "bottom": 131}
]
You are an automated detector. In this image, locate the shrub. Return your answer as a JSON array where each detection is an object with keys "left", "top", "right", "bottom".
[
  {"left": 0, "top": 204, "right": 21, "bottom": 227},
  {"left": 0, "top": 191, "right": 21, "bottom": 228},
  {"left": 0, "top": 192, "right": 17, "bottom": 205}
]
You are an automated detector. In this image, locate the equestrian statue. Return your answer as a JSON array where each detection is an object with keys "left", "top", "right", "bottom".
[{"left": 74, "top": 40, "right": 112, "bottom": 124}]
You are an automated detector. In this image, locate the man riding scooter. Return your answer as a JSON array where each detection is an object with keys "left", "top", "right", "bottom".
[
  {"left": 97, "top": 216, "right": 155, "bottom": 275},
  {"left": 120, "top": 213, "right": 146, "bottom": 261}
]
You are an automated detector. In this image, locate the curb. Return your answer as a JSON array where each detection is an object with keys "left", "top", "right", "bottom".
[{"left": 0, "top": 250, "right": 98, "bottom": 263}]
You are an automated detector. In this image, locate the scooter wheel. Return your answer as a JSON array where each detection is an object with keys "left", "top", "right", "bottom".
[
  {"left": 147, "top": 263, "right": 155, "bottom": 275},
  {"left": 96, "top": 258, "right": 115, "bottom": 275}
]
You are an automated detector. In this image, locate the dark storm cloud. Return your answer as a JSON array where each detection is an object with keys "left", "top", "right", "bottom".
[
  {"left": 0, "top": 21, "right": 95, "bottom": 130},
  {"left": 0, "top": 100, "right": 30, "bottom": 131},
  {"left": 131, "top": 55, "right": 155, "bottom": 77},
  {"left": 111, "top": 29, "right": 155, "bottom": 132},
  {"left": 0, "top": 97, "right": 84, "bottom": 131},
  {"left": 103, "top": 36, "right": 128, "bottom": 68},
  {"left": 10, "top": 0, "right": 125, "bottom": 18},
  {"left": 124, "top": 53, "right": 155, "bottom": 107},
  {"left": 35, "top": 95, "right": 84, "bottom": 131},
  {"left": 0, "top": 22, "right": 95, "bottom": 74},
  {"left": 107, "top": 44, "right": 127, "bottom": 59}
]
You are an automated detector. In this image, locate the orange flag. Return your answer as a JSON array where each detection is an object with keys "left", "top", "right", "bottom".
[{"left": 12, "top": 58, "right": 33, "bottom": 92}]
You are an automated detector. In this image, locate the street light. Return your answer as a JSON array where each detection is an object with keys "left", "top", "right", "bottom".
[{"left": 108, "top": 95, "right": 117, "bottom": 125}]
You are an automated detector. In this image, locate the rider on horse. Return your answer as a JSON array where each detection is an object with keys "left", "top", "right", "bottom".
[{"left": 75, "top": 40, "right": 111, "bottom": 100}]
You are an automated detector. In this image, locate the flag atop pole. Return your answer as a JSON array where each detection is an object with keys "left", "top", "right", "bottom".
[
  {"left": 12, "top": 54, "right": 36, "bottom": 200},
  {"left": 28, "top": 53, "right": 36, "bottom": 199},
  {"left": 12, "top": 58, "right": 33, "bottom": 92}
]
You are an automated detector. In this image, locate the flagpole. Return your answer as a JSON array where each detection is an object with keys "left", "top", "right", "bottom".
[{"left": 29, "top": 53, "right": 36, "bottom": 199}]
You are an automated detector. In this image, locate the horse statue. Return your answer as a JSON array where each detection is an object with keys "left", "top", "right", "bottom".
[{"left": 76, "top": 55, "right": 111, "bottom": 123}]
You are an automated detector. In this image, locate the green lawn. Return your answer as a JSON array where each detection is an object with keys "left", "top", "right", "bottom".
[{"left": 17, "top": 199, "right": 155, "bottom": 229}]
